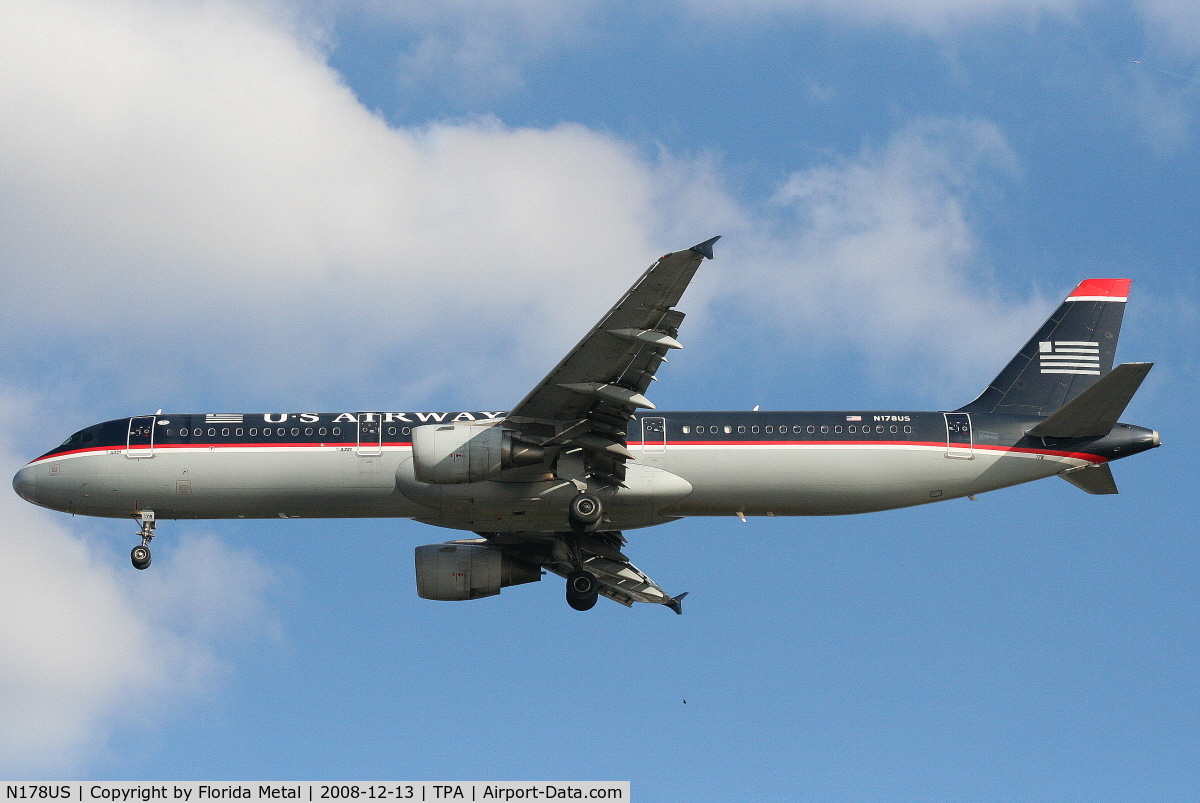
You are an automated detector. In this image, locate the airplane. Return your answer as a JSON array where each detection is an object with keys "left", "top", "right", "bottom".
[{"left": 12, "top": 237, "right": 1160, "bottom": 613}]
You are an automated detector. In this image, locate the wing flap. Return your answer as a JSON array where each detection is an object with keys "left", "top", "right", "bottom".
[{"left": 487, "top": 531, "right": 686, "bottom": 612}]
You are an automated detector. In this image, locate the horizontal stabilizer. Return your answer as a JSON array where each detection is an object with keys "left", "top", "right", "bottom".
[
  {"left": 1027, "top": 362, "right": 1153, "bottom": 438},
  {"left": 1059, "top": 463, "right": 1119, "bottom": 495}
]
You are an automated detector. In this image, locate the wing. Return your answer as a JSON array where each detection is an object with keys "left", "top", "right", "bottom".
[
  {"left": 503, "top": 237, "right": 719, "bottom": 484},
  {"left": 476, "top": 531, "right": 687, "bottom": 613}
]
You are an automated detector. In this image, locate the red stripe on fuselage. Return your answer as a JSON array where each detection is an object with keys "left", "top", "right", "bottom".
[{"left": 28, "top": 439, "right": 1105, "bottom": 465}]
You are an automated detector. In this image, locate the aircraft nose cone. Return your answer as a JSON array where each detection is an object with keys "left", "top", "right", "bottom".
[
  {"left": 1151, "top": 429, "right": 1161, "bottom": 447},
  {"left": 12, "top": 465, "right": 37, "bottom": 503}
]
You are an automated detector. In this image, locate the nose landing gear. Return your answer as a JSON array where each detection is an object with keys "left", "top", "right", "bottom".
[{"left": 130, "top": 510, "right": 155, "bottom": 570}]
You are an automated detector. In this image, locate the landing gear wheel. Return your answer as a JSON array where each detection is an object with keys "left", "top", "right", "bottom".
[
  {"left": 130, "top": 544, "right": 152, "bottom": 571},
  {"left": 566, "top": 570, "right": 599, "bottom": 611},
  {"left": 568, "top": 492, "right": 603, "bottom": 533}
]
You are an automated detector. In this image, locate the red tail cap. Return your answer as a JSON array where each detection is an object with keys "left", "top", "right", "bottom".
[{"left": 1066, "top": 278, "right": 1131, "bottom": 302}]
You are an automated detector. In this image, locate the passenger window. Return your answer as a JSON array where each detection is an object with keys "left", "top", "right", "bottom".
[
  {"left": 305, "top": 428, "right": 313, "bottom": 436},
  {"left": 402, "top": 427, "right": 410, "bottom": 435},
  {"left": 890, "top": 425, "right": 898, "bottom": 433},
  {"left": 208, "top": 428, "right": 215, "bottom": 436},
  {"left": 387, "top": 427, "right": 395, "bottom": 436},
  {"left": 807, "top": 425, "right": 815, "bottom": 434},
  {"left": 820, "top": 425, "right": 828, "bottom": 434},
  {"left": 249, "top": 428, "right": 257, "bottom": 436},
  {"left": 277, "top": 428, "right": 286, "bottom": 436},
  {"left": 696, "top": 425, "right": 705, "bottom": 434},
  {"left": 904, "top": 426, "right": 912, "bottom": 434},
  {"left": 724, "top": 426, "right": 732, "bottom": 434},
  {"left": 180, "top": 428, "right": 189, "bottom": 437},
  {"left": 333, "top": 427, "right": 341, "bottom": 436},
  {"left": 290, "top": 427, "right": 299, "bottom": 436},
  {"left": 236, "top": 428, "right": 243, "bottom": 436},
  {"left": 222, "top": 428, "right": 229, "bottom": 436},
  {"left": 737, "top": 426, "right": 745, "bottom": 434},
  {"left": 848, "top": 425, "right": 856, "bottom": 433},
  {"left": 319, "top": 427, "right": 327, "bottom": 436},
  {"left": 751, "top": 426, "right": 759, "bottom": 434},
  {"left": 765, "top": 426, "right": 773, "bottom": 433},
  {"left": 682, "top": 426, "right": 691, "bottom": 434},
  {"left": 835, "top": 426, "right": 842, "bottom": 433}
]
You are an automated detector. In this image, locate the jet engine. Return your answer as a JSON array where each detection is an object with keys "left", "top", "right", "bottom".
[
  {"left": 415, "top": 543, "right": 542, "bottom": 601},
  {"left": 411, "top": 423, "right": 544, "bottom": 484}
]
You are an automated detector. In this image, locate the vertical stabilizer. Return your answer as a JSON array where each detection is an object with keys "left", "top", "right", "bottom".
[{"left": 958, "top": 279, "right": 1130, "bottom": 417}]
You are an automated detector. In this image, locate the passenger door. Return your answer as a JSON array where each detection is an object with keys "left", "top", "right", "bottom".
[{"left": 125, "top": 415, "right": 158, "bottom": 459}]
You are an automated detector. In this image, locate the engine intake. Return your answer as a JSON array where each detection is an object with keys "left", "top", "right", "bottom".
[
  {"left": 415, "top": 543, "right": 542, "bottom": 601},
  {"left": 411, "top": 423, "right": 545, "bottom": 484}
]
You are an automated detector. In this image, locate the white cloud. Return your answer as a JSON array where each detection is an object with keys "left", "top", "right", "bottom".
[
  {"left": 678, "top": 0, "right": 1081, "bottom": 33},
  {"left": 676, "top": 0, "right": 1200, "bottom": 59},
  {"left": 0, "top": 393, "right": 279, "bottom": 775},
  {"left": 1118, "top": 69, "right": 1194, "bottom": 153},
  {"left": 0, "top": 0, "right": 1062, "bottom": 413},
  {"left": 328, "top": 0, "right": 593, "bottom": 100},
  {"left": 1136, "top": 0, "right": 1200, "bottom": 56},
  {"left": 0, "top": 0, "right": 724, "bottom": 410},
  {"left": 738, "top": 118, "right": 1050, "bottom": 399}
]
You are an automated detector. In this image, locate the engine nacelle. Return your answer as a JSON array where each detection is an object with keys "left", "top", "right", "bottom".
[
  {"left": 414, "top": 543, "right": 542, "bottom": 601},
  {"left": 411, "top": 423, "right": 545, "bottom": 484}
]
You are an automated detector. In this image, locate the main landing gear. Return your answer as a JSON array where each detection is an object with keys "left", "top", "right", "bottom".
[
  {"left": 566, "top": 570, "right": 599, "bottom": 611},
  {"left": 562, "top": 520, "right": 601, "bottom": 611},
  {"left": 568, "top": 491, "right": 603, "bottom": 532},
  {"left": 130, "top": 510, "right": 155, "bottom": 570}
]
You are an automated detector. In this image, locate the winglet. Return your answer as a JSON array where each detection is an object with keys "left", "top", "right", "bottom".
[
  {"left": 689, "top": 236, "right": 720, "bottom": 260},
  {"left": 666, "top": 591, "right": 688, "bottom": 615}
]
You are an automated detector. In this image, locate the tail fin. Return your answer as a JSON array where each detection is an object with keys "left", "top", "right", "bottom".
[{"left": 958, "top": 279, "right": 1130, "bottom": 417}]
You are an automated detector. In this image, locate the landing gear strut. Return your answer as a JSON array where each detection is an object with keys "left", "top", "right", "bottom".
[
  {"left": 130, "top": 510, "right": 155, "bottom": 570},
  {"left": 563, "top": 529, "right": 600, "bottom": 611}
]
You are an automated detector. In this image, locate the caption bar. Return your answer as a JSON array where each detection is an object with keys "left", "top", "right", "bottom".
[{"left": 5, "top": 785, "right": 627, "bottom": 803}]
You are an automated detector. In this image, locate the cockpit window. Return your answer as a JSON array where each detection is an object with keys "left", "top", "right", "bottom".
[{"left": 60, "top": 431, "right": 94, "bottom": 447}]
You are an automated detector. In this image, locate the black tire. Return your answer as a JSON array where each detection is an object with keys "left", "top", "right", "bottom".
[
  {"left": 131, "top": 545, "right": 152, "bottom": 570},
  {"left": 568, "top": 492, "right": 603, "bottom": 532},
  {"left": 565, "top": 570, "right": 599, "bottom": 611}
]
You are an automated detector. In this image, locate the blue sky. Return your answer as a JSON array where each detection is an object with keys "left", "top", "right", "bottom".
[{"left": 0, "top": 0, "right": 1197, "bottom": 798}]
